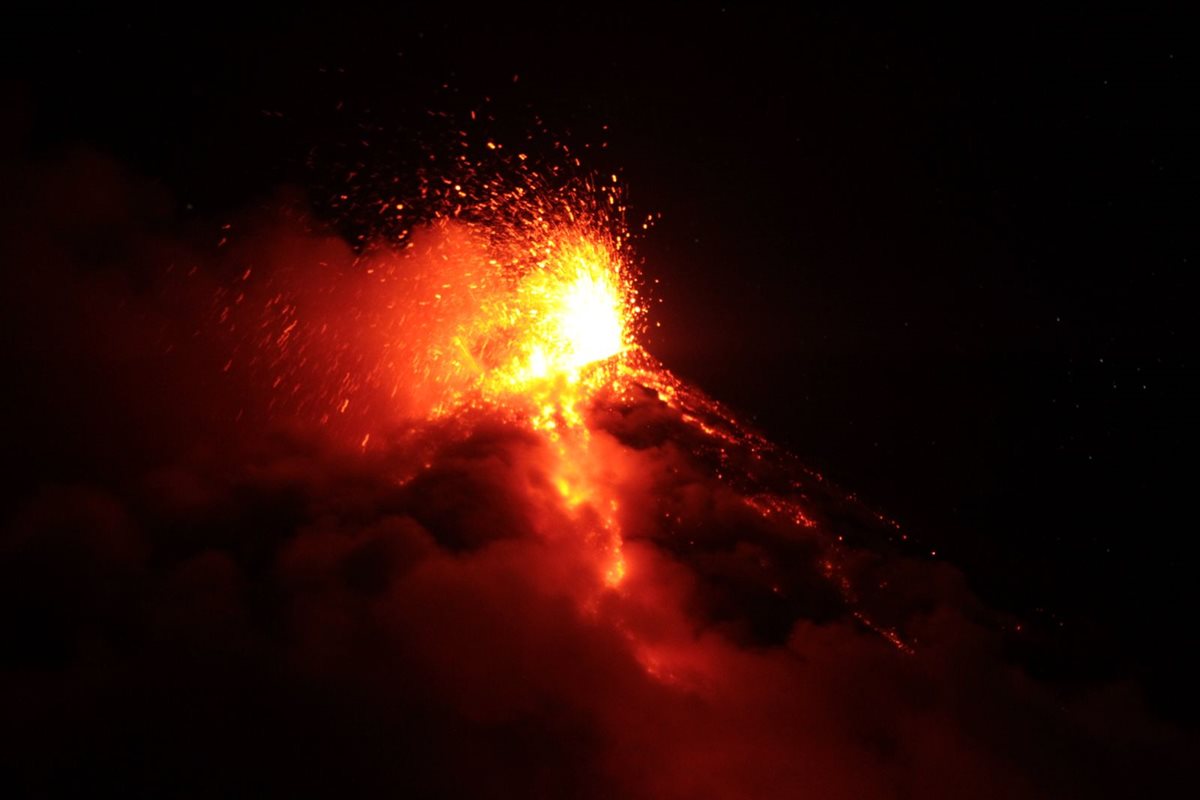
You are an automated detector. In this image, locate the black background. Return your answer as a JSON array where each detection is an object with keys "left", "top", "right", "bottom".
[{"left": 4, "top": 8, "right": 1197, "bottom": 722}]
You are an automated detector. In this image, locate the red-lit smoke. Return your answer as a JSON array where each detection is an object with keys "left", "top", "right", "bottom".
[{"left": 0, "top": 144, "right": 1192, "bottom": 799}]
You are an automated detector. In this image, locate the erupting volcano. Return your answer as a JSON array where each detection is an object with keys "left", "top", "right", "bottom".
[
  {"left": 210, "top": 153, "right": 918, "bottom": 649},
  {"left": 2, "top": 126, "right": 1190, "bottom": 799},
  {"left": 5, "top": 9, "right": 1197, "bottom": 795}
]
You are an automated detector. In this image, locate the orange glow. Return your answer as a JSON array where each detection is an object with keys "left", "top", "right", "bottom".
[
  {"left": 554, "top": 259, "right": 625, "bottom": 368},
  {"left": 449, "top": 232, "right": 637, "bottom": 429},
  {"left": 496, "top": 240, "right": 626, "bottom": 383}
]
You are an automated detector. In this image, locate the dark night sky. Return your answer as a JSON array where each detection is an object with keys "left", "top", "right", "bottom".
[{"left": 2, "top": 5, "right": 1198, "bottom": 787}]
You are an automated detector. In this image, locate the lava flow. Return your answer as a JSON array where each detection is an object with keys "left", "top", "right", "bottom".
[
  {"left": 411, "top": 187, "right": 643, "bottom": 589},
  {"left": 439, "top": 222, "right": 639, "bottom": 588}
]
